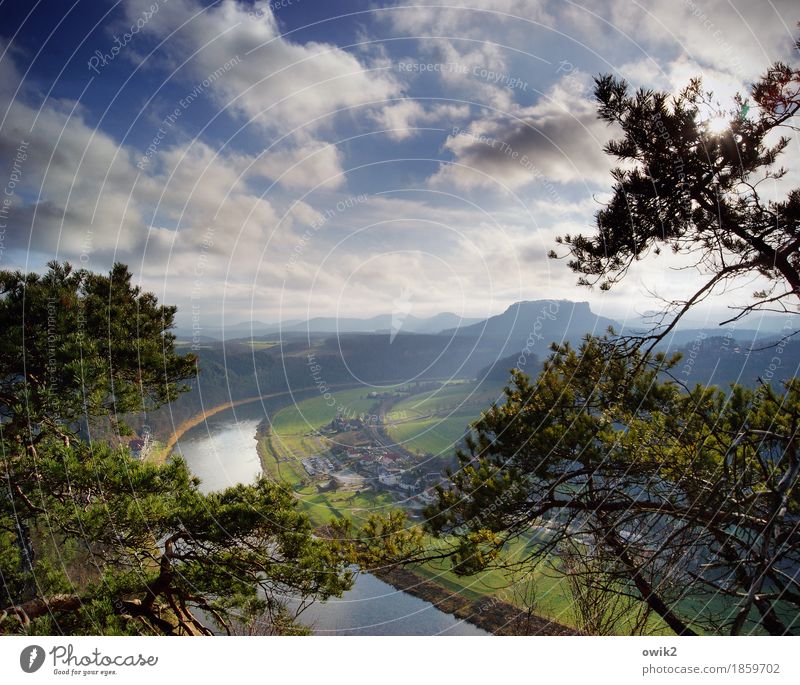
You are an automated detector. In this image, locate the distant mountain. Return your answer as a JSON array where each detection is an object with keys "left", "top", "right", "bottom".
[
  {"left": 647, "top": 328, "right": 776, "bottom": 348},
  {"left": 176, "top": 319, "right": 302, "bottom": 339},
  {"left": 672, "top": 335, "right": 800, "bottom": 389},
  {"left": 176, "top": 299, "right": 620, "bottom": 371},
  {"left": 285, "top": 311, "right": 481, "bottom": 335},
  {"left": 411, "top": 311, "right": 485, "bottom": 334},
  {"left": 448, "top": 300, "right": 619, "bottom": 357},
  {"left": 178, "top": 312, "right": 482, "bottom": 339},
  {"left": 624, "top": 311, "right": 798, "bottom": 336}
]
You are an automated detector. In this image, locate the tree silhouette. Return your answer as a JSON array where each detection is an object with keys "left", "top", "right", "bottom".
[{"left": 552, "top": 38, "right": 800, "bottom": 346}]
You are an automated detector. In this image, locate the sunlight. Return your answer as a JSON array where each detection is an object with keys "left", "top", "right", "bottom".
[{"left": 705, "top": 114, "right": 730, "bottom": 135}]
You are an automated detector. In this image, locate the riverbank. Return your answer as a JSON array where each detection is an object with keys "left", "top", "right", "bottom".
[
  {"left": 254, "top": 418, "right": 283, "bottom": 481},
  {"left": 152, "top": 383, "right": 364, "bottom": 464},
  {"left": 372, "top": 566, "right": 579, "bottom": 636},
  {"left": 152, "top": 395, "right": 267, "bottom": 463}
]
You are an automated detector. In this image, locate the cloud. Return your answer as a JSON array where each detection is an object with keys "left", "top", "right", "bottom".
[
  {"left": 370, "top": 99, "right": 471, "bottom": 141},
  {"left": 122, "top": 0, "right": 402, "bottom": 134},
  {"left": 387, "top": 1, "right": 554, "bottom": 36},
  {"left": 247, "top": 140, "right": 345, "bottom": 190},
  {"left": 390, "top": 38, "right": 521, "bottom": 112},
  {"left": 561, "top": 0, "right": 797, "bottom": 81},
  {"left": 0, "top": 53, "right": 289, "bottom": 307},
  {"left": 1, "top": 95, "right": 150, "bottom": 258},
  {"left": 430, "top": 71, "right": 615, "bottom": 189}
]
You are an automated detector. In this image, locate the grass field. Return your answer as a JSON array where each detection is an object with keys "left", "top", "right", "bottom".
[
  {"left": 295, "top": 488, "right": 398, "bottom": 528},
  {"left": 386, "top": 380, "right": 505, "bottom": 455},
  {"left": 388, "top": 410, "right": 478, "bottom": 455},
  {"left": 386, "top": 380, "right": 505, "bottom": 420},
  {"left": 244, "top": 340, "right": 280, "bottom": 349},
  {"left": 270, "top": 387, "right": 381, "bottom": 440},
  {"left": 410, "top": 532, "right": 679, "bottom": 635}
]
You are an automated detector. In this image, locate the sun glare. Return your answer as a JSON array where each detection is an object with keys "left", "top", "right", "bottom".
[{"left": 706, "top": 114, "right": 730, "bottom": 135}]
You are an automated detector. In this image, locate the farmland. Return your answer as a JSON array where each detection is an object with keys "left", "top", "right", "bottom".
[{"left": 385, "top": 380, "right": 506, "bottom": 455}]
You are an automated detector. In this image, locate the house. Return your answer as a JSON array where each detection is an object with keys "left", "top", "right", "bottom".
[
  {"left": 378, "top": 472, "right": 400, "bottom": 486},
  {"left": 417, "top": 490, "right": 437, "bottom": 506}
]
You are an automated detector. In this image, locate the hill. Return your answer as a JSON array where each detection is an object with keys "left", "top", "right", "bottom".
[
  {"left": 448, "top": 300, "right": 618, "bottom": 355},
  {"left": 179, "top": 311, "right": 482, "bottom": 339}
]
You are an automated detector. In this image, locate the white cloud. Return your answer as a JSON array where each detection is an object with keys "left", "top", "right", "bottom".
[
  {"left": 122, "top": 0, "right": 402, "bottom": 134},
  {"left": 0, "top": 58, "right": 289, "bottom": 306},
  {"left": 247, "top": 140, "right": 344, "bottom": 190},
  {"left": 391, "top": 37, "right": 520, "bottom": 112},
  {"left": 371, "top": 99, "right": 471, "bottom": 141},
  {"left": 387, "top": 1, "right": 554, "bottom": 36},
  {"left": 562, "top": 0, "right": 797, "bottom": 81}
]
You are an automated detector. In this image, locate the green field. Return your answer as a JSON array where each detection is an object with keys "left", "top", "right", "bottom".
[
  {"left": 243, "top": 340, "right": 281, "bottom": 349},
  {"left": 386, "top": 380, "right": 505, "bottom": 455},
  {"left": 413, "top": 536, "right": 578, "bottom": 623},
  {"left": 386, "top": 380, "right": 504, "bottom": 420},
  {"left": 270, "top": 387, "right": 380, "bottom": 439},
  {"left": 295, "top": 488, "right": 398, "bottom": 528}
]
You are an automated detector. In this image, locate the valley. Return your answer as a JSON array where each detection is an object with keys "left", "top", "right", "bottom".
[
  {"left": 152, "top": 300, "right": 800, "bottom": 635},
  {"left": 257, "top": 380, "right": 505, "bottom": 527}
]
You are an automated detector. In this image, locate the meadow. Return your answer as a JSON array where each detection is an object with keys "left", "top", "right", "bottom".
[{"left": 386, "top": 380, "right": 506, "bottom": 455}]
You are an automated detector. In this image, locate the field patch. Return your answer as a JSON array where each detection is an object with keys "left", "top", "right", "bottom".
[{"left": 386, "top": 380, "right": 505, "bottom": 455}]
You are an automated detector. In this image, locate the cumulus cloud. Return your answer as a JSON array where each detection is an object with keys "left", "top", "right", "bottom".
[
  {"left": 387, "top": 0, "right": 554, "bottom": 36},
  {"left": 390, "top": 38, "right": 522, "bottom": 112},
  {"left": 430, "top": 71, "right": 615, "bottom": 189},
  {"left": 247, "top": 140, "right": 345, "bottom": 190},
  {"left": 0, "top": 52, "right": 289, "bottom": 313},
  {"left": 561, "top": 0, "right": 797, "bottom": 81},
  {"left": 122, "top": 0, "right": 402, "bottom": 134},
  {"left": 370, "top": 99, "right": 471, "bottom": 141},
  {"left": 274, "top": 195, "right": 534, "bottom": 319}
]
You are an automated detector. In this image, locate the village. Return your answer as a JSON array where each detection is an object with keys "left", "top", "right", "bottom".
[{"left": 299, "top": 411, "right": 446, "bottom": 511}]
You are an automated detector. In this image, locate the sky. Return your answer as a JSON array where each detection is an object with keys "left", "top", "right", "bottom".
[{"left": 0, "top": 0, "right": 797, "bottom": 331}]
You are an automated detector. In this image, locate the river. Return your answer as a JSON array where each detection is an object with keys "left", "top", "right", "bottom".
[{"left": 173, "top": 404, "right": 488, "bottom": 636}]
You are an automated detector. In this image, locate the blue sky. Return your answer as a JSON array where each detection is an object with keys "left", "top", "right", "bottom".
[{"left": 0, "top": 0, "right": 797, "bottom": 329}]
